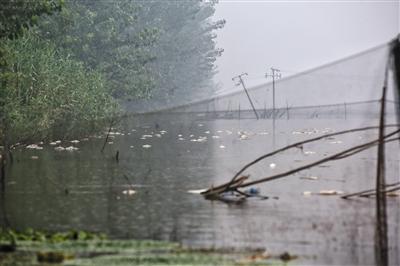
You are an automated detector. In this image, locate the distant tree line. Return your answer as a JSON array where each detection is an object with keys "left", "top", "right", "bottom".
[
  {"left": 0, "top": 0, "right": 224, "bottom": 144},
  {"left": 0, "top": 0, "right": 224, "bottom": 191}
]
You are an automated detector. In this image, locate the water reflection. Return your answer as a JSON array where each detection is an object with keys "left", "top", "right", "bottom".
[{"left": 1, "top": 113, "right": 399, "bottom": 265}]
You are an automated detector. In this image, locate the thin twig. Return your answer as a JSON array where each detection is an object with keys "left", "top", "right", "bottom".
[{"left": 101, "top": 119, "right": 115, "bottom": 153}]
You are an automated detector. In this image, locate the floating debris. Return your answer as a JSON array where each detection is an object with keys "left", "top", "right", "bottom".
[
  {"left": 108, "top": 141, "right": 114, "bottom": 144},
  {"left": 65, "top": 146, "right": 79, "bottom": 151},
  {"left": 243, "top": 187, "right": 260, "bottom": 195},
  {"left": 204, "top": 130, "right": 210, "bottom": 134},
  {"left": 189, "top": 134, "right": 194, "bottom": 138},
  {"left": 187, "top": 189, "right": 207, "bottom": 194},
  {"left": 217, "top": 130, "right": 223, "bottom": 134},
  {"left": 142, "top": 134, "right": 153, "bottom": 138},
  {"left": 303, "top": 191, "right": 312, "bottom": 196},
  {"left": 329, "top": 140, "right": 343, "bottom": 144},
  {"left": 160, "top": 130, "right": 167, "bottom": 134},
  {"left": 300, "top": 176, "right": 319, "bottom": 180},
  {"left": 122, "top": 189, "right": 136, "bottom": 195},
  {"left": 219, "top": 145, "right": 226, "bottom": 149},
  {"left": 178, "top": 137, "right": 185, "bottom": 141},
  {"left": 26, "top": 144, "right": 43, "bottom": 150},
  {"left": 130, "top": 146, "right": 134, "bottom": 148},
  {"left": 212, "top": 135, "right": 220, "bottom": 139},
  {"left": 319, "top": 190, "right": 344, "bottom": 196},
  {"left": 54, "top": 146, "right": 65, "bottom": 151},
  {"left": 198, "top": 123, "right": 204, "bottom": 127},
  {"left": 109, "top": 132, "right": 122, "bottom": 135},
  {"left": 303, "top": 151, "right": 316, "bottom": 155},
  {"left": 197, "top": 136, "right": 207, "bottom": 143},
  {"left": 70, "top": 140, "right": 80, "bottom": 144},
  {"left": 49, "top": 142, "right": 57, "bottom": 145},
  {"left": 154, "top": 134, "right": 162, "bottom": 138},
  {"left": 31, "top": 156, "right": 39, "bottom": 160},
  {"left": 239, "top": 134, "right": 249, "bottom": 140},
  {"left": 258, "top": 131, "right": 269, "bottom": 135},
  {"left": 178, "top": 134, "right": 183, "bottom": 137},
  {"left": 142, "top": 144, "right": 152, "bottom": 149},
  {"left": 131, "top": 129, "right": 137, "bottom": 132},
  {"left": 81, "top": 138, "right": 89, "bottom": 141},
  {"left": 269, "top": 163, "right": 276, "bottom": 169}
]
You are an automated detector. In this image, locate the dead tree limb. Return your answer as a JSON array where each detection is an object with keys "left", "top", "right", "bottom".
[
  {"left": 202, "top": 132, "right": 400, "bottom": 197},
  {"left": 228, "top": 124, "right": 399, "bottom": 186},
  {"left": 360, "top": 185, "right": 400, "bottom": 198},
  {"left": 101, "top": 119, "right": 115, "bottom": 153},
  {"left": 341, "top": 182, "right": 400, "bottom": 199}
]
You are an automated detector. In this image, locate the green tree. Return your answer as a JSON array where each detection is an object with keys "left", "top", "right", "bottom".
[
  {"left": 1, "top": 0, "right": 64, "bottom": 196},
  {"left": 135, "top": 0, "right": 225, "bottom": 104},
  {"left": 37, "top": 0, "right": 158, "bottom": 99},
  {"left": 36, "top": 0, "right": 224, "bottom": 106},
  {"left": 0, "top": 0, "right": 63, "bottom": 39}
]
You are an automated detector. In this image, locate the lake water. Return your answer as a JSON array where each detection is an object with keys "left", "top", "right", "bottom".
[{"left": 2, "top": 113, "right": 400, "bottom": 265}]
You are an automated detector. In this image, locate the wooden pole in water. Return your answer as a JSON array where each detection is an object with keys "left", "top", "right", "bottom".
[
  {"left": 286, "top": 101, "right": 289, "bottom": 120},
  {"left": 375, "top": 57, "right": 389, "bottom": 266}
]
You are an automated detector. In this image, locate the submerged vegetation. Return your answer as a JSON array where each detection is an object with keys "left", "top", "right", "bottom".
[{"left": 0, "top": 229, "right": 290, "bottom": 266}]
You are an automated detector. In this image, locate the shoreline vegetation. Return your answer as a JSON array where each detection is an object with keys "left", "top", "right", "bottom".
[
  {"left": 0, "top": 4, "right": 226, "bottom": 265},
  {"left": 0, "top": 229, "right": 295, "bottom": 266}
]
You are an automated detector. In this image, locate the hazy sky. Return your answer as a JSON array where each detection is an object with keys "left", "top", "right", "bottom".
[{"left": 213, "top": 0, "right": 399, "bottom": 92}]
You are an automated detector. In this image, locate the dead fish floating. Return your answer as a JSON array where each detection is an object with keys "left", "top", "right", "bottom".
[
  {"left": 122, "top": 189, "right": 136, "bottom": 195},
  {"left": 217, "top": 191, "right": 246, "bottom": 204},
  {"left": 319, "top": 190, "right": 344, "bottom": 195},
  {"left": 26, "top": 144, "right": 43, "bottom": 150}
]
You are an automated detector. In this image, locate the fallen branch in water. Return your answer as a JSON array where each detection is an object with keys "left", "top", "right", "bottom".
[
  {"left": 341, "top": 182, "right": 400, "bottom": 199},
  {"left": 229, "top": 124, "right": 399, "bottom": 186},
  {"left": 202, "top": 129, "right": 400, "bottom": 198}
]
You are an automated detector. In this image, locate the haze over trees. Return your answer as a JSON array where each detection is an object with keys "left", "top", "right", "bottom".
[
  {"left": 36, "top": 0, "right": 225, "bottom": 103},
  {"left": 0, "top": 0, "right": 224, "bottom": 192}
]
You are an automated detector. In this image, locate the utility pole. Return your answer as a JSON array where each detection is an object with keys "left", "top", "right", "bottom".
[
  {"left": 265, "top": 68, "right": 281, "bottom": 119},
  {"left": 232, "top": 73, "right": 259, "bottom": 120}
]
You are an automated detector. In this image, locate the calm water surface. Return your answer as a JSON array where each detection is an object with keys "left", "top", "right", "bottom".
[{"left": 2, "top": 113, "right": 400, "bottom": 265}]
